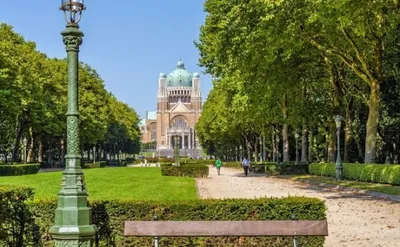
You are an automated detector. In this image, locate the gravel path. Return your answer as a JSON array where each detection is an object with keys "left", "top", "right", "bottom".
[{"left": 196, "top": 166, "right": 400, "bottom": 247}]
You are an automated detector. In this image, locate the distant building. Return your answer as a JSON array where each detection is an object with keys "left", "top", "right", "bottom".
[{"left": 139, "top": 61, "right": 202, "bottom": 157}]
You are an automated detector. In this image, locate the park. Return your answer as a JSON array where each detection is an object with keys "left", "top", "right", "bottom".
[{"left": 1, "top": 0, "right": 400, "bottom": 246}]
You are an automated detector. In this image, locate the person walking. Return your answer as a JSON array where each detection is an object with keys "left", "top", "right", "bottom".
[
  {"left": 215, "top": 158, "right": 222, "bottom": 175},
  {"left": 242, "top": 157, "right": 250, "bottom": 176}
]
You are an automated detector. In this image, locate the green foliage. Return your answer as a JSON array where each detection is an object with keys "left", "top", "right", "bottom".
[
  {"left": 82, "top": 161, "right": 106, "bottom": 169},
  {"left": 0, "top": 164, "right": 40, "bottom": 176},
  {"left": 220, "top": 161, "right": 241, "bottom": 167},
  {"left": 161, "top": 163, "right": 209, "bottom": 178},
  {"left": 0, "top": 23, "right": 141, "bottom": 164},
  {"left": 0, "top": 187, "right": 40, "bottom": 247},
  {"left": 196, "top": 0, "right": 400, "bottom": 164},
  {"left": 309, "top": 163, "right": 400, "bottom": 185},
  {"left": 29, "top": 197, "right": 326, "bottom": 247}
]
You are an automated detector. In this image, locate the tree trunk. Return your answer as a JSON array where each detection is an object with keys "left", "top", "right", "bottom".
[
  {"left": 282, "top": 124, "right": 289, "bottom": 162},
  {"left": 262, "top": 134, "right": 266, "bottom": 162},
  {"left": 38, "top": 139, "right": 43, "bottom": 163},
  {"left": 12, "top": 120, "right": 23, "bottom": 162},
  {"left": 328, "top": 122, "right": 336, "bottom": 162},
  {"left": 365, "top": 81, "right": 380, "bottom": 163},
  {"left": 272, "top": 132, "right": 276, "bottom": 162},
  {"left": 254, "top": 136, "right": 258, "bottom": 162},
  {"left": 301, "top": 124, "right": 308, "bottom": 163},
  {"left": 308, "top": 129, "right": 313, "bottom": 162},
  {"left": 27, "top": 128, "right": 34, "bottom": 163},
  {"left": 344, "top": 104, "right": 352, "bottom": 162},
  {"left": 324, "top": 133, "right": 329, "bottom": 162},
  {"left": 245, "top": 136, "right": 250, "bottom": 160}
]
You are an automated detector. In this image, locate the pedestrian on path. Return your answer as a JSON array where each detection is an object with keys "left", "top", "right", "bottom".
[
  {"left": 215, "top": 158, "right": 222, "bottom": 175},
  {"left": 242, "top": 158, "right": 250, "bottom": 176}
]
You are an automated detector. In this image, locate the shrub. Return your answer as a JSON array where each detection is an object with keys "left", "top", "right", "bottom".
[
  {"left": 0, "top": 187, "right": 40, "bottom": 247},
  {"left": 161, "top": 163, "right": 209, "bottom": 177},
  {"left": 245, "top": 162, "right": 308, "bottom": 175},
  {"left": 158, "top": 158, "right": 175, "bottom": 163},
  {"left": 82, "top": 161, "right": 106, "bottom": 169},
  {"left": 30, "top": 197, "right": 326, "bottom": 247},
  {"left": 309, "top": 163, "right": 400, "bottom": 185},
  {"left": 105, "top": 160, "right": 128, "bottom": 167},
  {"left": 125, "top": 157, "right": 135, "bottom": 164},
  {"left": 0, "top": 164, "right": 41, "bottom": 176},
  {"left": 220, "top": 161, "right": 241, "bottom": 167}
]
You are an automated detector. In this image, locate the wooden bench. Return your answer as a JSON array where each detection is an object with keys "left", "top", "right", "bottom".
[{"left": 124, "top": 218, "right": 328, "bottom": 247}]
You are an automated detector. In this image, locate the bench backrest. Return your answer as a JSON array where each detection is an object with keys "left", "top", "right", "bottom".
[{"left": 124, "top": 220, "right": 328, "bottom": 237}]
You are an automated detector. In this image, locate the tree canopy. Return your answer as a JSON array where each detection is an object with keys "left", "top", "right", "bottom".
[
  {"left": 196, "top": 0, "right": 400, "bottom": 164},
  {"left": 0, "top": 23, "right": 140, "bottom": 163}
]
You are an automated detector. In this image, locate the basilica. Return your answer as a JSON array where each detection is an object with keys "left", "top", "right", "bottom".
[{"left": 139, "top": 61, "right": 203, "bottom": 157}]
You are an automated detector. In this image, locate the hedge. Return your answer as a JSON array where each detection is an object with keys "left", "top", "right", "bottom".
[
  {"left": 0, "top": 187, "right": 39, "bottom": 246},
  {"left": 0, "top": 164, "right": 41, "bottom": 176},
  {"left": 309, "top": 163, "right": 400, "bottom": 185},
  {"left": 29, "top": 197, "right": 326, "bottom": 247},
  {"left": 83, "top": 161, "right": 106, "bottom": 169},
  {"left": 105, "top": 160, "right": 128, "bottom": 167},
  {"left": 1, "top": 186, "right": 327, "bottom": 246},
  {"left": 161, "top": 163, "right": 209, "bottom": 177}
]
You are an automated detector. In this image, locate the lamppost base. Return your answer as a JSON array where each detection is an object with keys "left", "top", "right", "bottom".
[
  {"left": 335, "top": 164, "right": 343, "bottom": 180},
  {"left": 50, "top": 225, "right": 96, "bottom": 247}
]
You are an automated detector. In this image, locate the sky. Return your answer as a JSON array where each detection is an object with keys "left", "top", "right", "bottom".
[{"left": 0, "top": 0, "right": 212, "bottom": 119}]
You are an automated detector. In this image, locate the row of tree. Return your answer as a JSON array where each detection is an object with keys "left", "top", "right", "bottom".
[
  {"left": 0, "top": 24, "right": 141, "bottom": 164},
  {"left": 195, "top": 0, "right": 400, "bottom": 164}
]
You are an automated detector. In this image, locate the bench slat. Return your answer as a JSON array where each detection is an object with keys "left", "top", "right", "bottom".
[{"left": 124, "top": 220, "right": 328, "bottom": 237}]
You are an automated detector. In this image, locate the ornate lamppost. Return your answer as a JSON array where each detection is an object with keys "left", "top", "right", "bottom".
[
  {"left": 49, "top": 1, "right": 96, "bottom": 246},
  {"left": 295, "top": 132, "right": 300, "bottom": 165},
  {"left": 23, "top": 137, "right": 28, "bottom": 164},
  {"left": 335, "top": 115, "right": 343, "bottom": 180}
]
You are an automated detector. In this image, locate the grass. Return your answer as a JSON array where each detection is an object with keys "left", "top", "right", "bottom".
[
  {"left": 0, "top": 167, "right": 198, "bottom": 201},
  {"left": 292, "top": 175, "right": 400, "bottom": 196}
]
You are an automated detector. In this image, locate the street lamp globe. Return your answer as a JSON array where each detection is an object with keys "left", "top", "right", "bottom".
[
  {"left": 61, "top": 0, "right": 86, "bottom": 24},
  {"left": 335, "top": 115, "right": 342, "bottom": 129},
  {"left": 295, "top": 132, "right": 300, "bottom": 139}
]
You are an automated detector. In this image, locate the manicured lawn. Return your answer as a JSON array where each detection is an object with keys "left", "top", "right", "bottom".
[
  {"left": 292, "top": 175, "right": 400, "bottom": 195},
  {"left": 0, "top": 167, "right": 198, "bottom": 201}
]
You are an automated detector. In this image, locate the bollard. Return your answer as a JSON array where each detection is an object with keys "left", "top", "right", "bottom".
[
  {"left": 154, "top": 215, "right": 159, "bottom": 247},
  {"left": 291, "top": 211, "right": 299, "bottom": 247}
]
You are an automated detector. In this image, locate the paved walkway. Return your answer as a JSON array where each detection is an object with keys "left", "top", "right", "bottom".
[{"left": 196, "top": 166, "right": 400, "bottom": 247}]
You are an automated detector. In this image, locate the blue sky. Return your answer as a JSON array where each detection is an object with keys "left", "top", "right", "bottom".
[{"left": 0, "top": 0, "right": 212, "bottom": 119}]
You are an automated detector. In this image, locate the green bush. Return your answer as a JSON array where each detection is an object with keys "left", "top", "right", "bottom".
[
  {"left": 30, "top": 197, "right": 326, "bottom": 247},
  {"left": 105, "top": 160, "right": 128, "bottom": 167},
  {"left": 161, "top": 163, "right": 209, "bottom": 177},
  {"left": 125, "top": 157, "right": 135, "bottom": 164},
  {"left": 0, "top": 164, "right": 41, "bottom": 176},
  {"left": 0, "top": 187, "right": 40, "bottom": 246},
  {"left": 158, "top": 158, "right": 175, "bottom": 163},
  {"left": 309, "top": 163, "right": 400, "bottom": 185},
  {"left": 220, "top": 161, "right": 241, "bottom": 167},
  {"left": 82, "top": 161, "right": 106, "bottom": 169}
]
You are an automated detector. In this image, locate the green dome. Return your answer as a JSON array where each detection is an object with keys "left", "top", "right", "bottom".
[{"left": 167, "top": 61, "right": 193, "bottom": 87}]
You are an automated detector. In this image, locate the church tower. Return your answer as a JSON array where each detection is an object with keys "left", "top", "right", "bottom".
[{"left": 154, "top": 61, "right": 203, "bottom": 157}]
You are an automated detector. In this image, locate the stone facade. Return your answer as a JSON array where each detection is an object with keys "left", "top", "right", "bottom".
[{"left": 139, "top": 61, "right": 202, "bottom": 157}]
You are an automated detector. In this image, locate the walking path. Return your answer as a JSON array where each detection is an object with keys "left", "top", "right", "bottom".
[{"left": 196, "top": 166, "right": 400, "bottom": 247}]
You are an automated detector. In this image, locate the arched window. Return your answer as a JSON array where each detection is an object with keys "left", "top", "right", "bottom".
[{"left": 171, "top": 116, "right": 187, "bottom": 128}]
